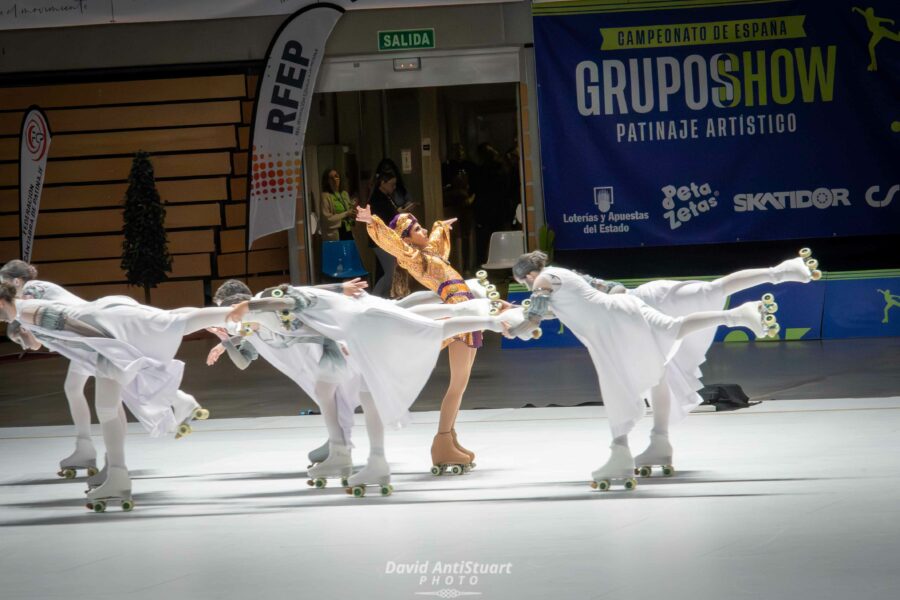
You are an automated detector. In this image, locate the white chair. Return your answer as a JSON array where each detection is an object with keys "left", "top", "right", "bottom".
[{"left": 481, "top": 230, "right": 526, "bottom": 269}]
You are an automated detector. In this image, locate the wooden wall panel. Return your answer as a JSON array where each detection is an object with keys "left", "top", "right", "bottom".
[
  {"left": 217, "top": 248, "right": 289, "bottom": 277},
  {"left": 34, "top": 209, "right": 122, "bottom": 235},
  {"left": 23, "top": 126, "right": 238, "bottom": 160},
  {"left": 28, "top": 230, "right": 214, "bottom": 262},
  {"left": 26, "top": 253, "right": 210, "bottom": 285},
  {"left": 0, "top": 101, "right": 243, "bottom": 136},
  {"left": 149, "top": 280, "right": 206, "bottom": 309},
  {"left": 230, "top": 177, "right": 247, "bottom": 201},
  {"left": 1, "top": 214, "right": 20, "bottom": 237},
  {"left": 0, "top": 177, "right": 230, "bottom": 212},
  {"left": 166, "top": 204, "right": 221, "bottom": 229},
  {"left": 0, "top": 75, "right": 247, "bottom": 110},
  {"left": 0, "top": 152, "right": 233, "bottom": 187},
  {"left": 0, "top": 239, "right": 17, "bottom": 258},
  {"left": 225, "top": 203, "right": 246, "bottom": 227},
  {"left": 220, "top": 229, "right": 287, "bottom": 254}
]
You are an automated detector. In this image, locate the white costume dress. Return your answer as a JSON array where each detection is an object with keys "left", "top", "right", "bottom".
[
  {"left": 536, "top": 267, "right": 684, "bottom": 438},
  {"left": 248, "top": 287, "right": 485, "bottom": 428},
  {"left": 15, "top": 297, "right": 191, "bottom": 436}
]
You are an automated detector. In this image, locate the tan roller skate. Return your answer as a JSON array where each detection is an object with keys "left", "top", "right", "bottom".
[
  {"left": 431, "top": 431, "right": 473, "bottom": 476},
  {"left": 450, "top": 428, "right": 476, "bottom": 470}
]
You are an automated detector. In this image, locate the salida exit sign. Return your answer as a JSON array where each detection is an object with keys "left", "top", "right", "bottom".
[{"left": 378, "top": 28, "right": 436, "bottom": 51}]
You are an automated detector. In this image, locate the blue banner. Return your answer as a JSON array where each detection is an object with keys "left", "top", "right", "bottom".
[{"left": 533, "top": 0, "right": 900, "bottom": 250}]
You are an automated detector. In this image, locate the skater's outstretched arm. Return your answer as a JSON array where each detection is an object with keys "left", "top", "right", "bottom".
[
  {"left": 507, "top": 273, "right": 559, "bottom": 338},
  {"left": 577, "top": 272, "right": 627, "bottom": 294},
  {"left": 426, "top": 219, "right": 455, "bottom": 260},
  {"left": 313, "top": 278, "right": 368, "bottom": 298}
]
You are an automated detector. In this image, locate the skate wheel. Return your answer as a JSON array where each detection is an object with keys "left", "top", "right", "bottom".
[
  {"left": 487, "top": 290, "right": 500, "bottom": 300},
  {"left": 314, "top": 478, "right": 327, "bottom": 489},
  {"left": 799, "top": 247, "right": 812, "bottom": 259},
  {"left": 596, "top": 480, "right": 611, "bottom": 491},
  {"left": 763, "top": 314, "right": 776, "bottom": 326},
  {"left": 93, "top": 501, "right": 107, "bottom": 513},
  {"left": 766, "top": 302, "right": 778, "bottom": 314},
  {"left": 811, "top": 270, "right": 822, "bottom": 281},
  {"left": 306, "top": 479, "right": 315, "bottom": 487},
  {"left": 639, "top": 466, "right": 652, "bottom": 477},
  {"left": 767, "top": 323, "right": 781, "bottom": 338},
  {"left": 450, "top": 465, "right": 463, "bottom": 476},
  {"left": 272, "top": 288, "right": 284, "bottom": 298},
  {"left": 341, "top": 477, "right": 349, "bottom": 487},
  {"left": 662, "top": 465, "right": 675, "bottom": 476},
  {"left": 430, "top": 465, "right": 442, "bottom": 476},
  {"left": 380, "top": 485, "right": 393, "bottom": 496},
  {"left": 60, "top": 468, "right": 76, "bottom": 479},
  {"left": 87, "top": 467, "right": 99, "bottom": 477},
  {"left": 352, "top": 486, "right": 366, "bottom": 498},
  {"left": 177, "top": 423, "right": 192, "bottom": 438},
  {"left": 531, "top": 328, "right": 542, "bottom": 340},
  {"left": 194, "top": 408, "right": 210, "bottom": 420},
  {"left": 805, "top": 258, "right": 818, "bottom": 270},
  {"left": 633, "top": 468, "right": 640, "bottom": 476},
  {"left": 121, "top": 500, "right": 134, "bottom": 512},
  {"left": 485, "top": 284, "right": 497, "bottom": 293},
  {"left": 624, "top": 478, "right": 638, "bottom": 490},
  {"left": 761, "top": 292, "right": 775, "bottom": 304},
  {"left": 476, "top": 270, "right": 487, "bottom": 280},
  {"left": 522, "top": 299, "right": 532, "bottom": 309},
  {"left": 489, "top": 307, "right": 499, "bottom": 316}
]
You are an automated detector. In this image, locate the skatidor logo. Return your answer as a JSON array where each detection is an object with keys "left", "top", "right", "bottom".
[{"left": 24, "top": 113, "right": 49, "bottom": 162}]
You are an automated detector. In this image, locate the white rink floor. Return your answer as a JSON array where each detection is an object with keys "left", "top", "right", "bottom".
[{"left": 2, "top": 398, "right": 900, "bottom": 600}]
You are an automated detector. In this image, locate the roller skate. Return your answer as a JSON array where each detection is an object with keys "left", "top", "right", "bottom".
[
  {"left": 430, "top": 431, "right": 473, "bottom": 475},
  {"left": 728, "top": 296, "right": 780, "bottom": 339},
  {"left": 771, "top": 248, "right": 822, "bottom": 283},
  {"left": 500, "top": 305, "right": 542, "bottom": 340},
  {"left": 345, "top": 453, "right": 393, "bottom": 497},
  {"left": 307, "top": 440, "right": 330, "bottom": 468},
  {"left": 450, "top": 428, "right": 476, "bottom": 469},
  {"left": 57, "top": 436, "right": 98, "bottom": 479},
  {"left": 590, "top": 443, "right": 638, "bottom": 491},
  {"left": 173, "top": 393, "right": 210, "bottom": 439},
  {"left": 85, "top": 466, "right": 134, "bottom": 512},
  {"left": 633, "top": 434, "right": 675, "bottom": 477},
  {"left": 85, "top": 455, "right": 108, "bottom": 491},
  {"left": 307, "top": 443, "right": 352, "bottom": 489}
]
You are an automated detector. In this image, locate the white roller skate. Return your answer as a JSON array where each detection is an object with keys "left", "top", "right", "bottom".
[
  {"left": 172, "top": 393, "right": 210, "bottom": 439},
  {"left": 307, "top": 443, "right": 353, "bottom": 489},
  {"left": 85, "top": 466, "right": 133, "bottom": 512},
  {"left": 307, "top": 440, "right": 330, "bottom": 468},
  {"left": 633, "top": 434, "right": 675, "bottom": 477},
  {"left": 771, "top": 248, "right": 822, "bottom": 283},
  {"left": 57, "top": 436, "right": 98, "bottom": 479},
  {"left": 590, "top": 443, "right": 638, "bottom": 491},
  {"left": 346, "top": 454, "right": 393, "bottom": 497},
  {"left": 729, "top": 297, "right": 780, "bottom": 339},
  {"left": 85, "top": 455, "right": 108, "bottom": 491},
  {"left": 499, "top": 305, "right": 542, "bottom": 340}
]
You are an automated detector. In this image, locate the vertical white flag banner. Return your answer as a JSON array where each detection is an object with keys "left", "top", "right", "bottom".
[
  {"left": 19, "top": 106, "right": 51, "bottom": 262},
  {"left": 247, "top": 3, "right": 344, "bottom": 248}
]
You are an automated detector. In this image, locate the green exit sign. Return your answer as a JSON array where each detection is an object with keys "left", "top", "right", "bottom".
[{"left": 378, "top": 28, "right": 436, "bottom": 52}]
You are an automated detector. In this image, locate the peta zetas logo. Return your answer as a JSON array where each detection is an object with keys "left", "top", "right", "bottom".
[{"left": 661, "top": 182, "right": 718, "bottom": 230}]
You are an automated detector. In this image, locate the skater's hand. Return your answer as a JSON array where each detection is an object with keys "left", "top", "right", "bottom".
[
  {"left": 356, "top": 205, "right": 373, "bottom": 224},
  {"left": 501, "top": 320, "right": 513, "bottom": 339},
  {"left": 496, "top": 299, "right": 514, "bottom": 313},
  {"left": 206, "top": 326, "right": 229, "bottom": 341},
  {"left": 440, "top": 218, "right": 458, "bottom": 229},
  {"left": 342, "top": 277, "right": 368, "bottom": 297},
  {"left": 227, "top": 301, "right": 250, "bottom": 323},
  {"left": 206, "top": 344, "right": 225, "bottom": 366}
]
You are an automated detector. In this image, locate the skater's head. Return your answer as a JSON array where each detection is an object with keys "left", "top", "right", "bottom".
[
  {"left": 214, "top": 279, "right": 252, "bottom": 306},
  {"left": 512, "top": 251, "right": 548, "bottom": 289},
  {"left": 0, "top": 259, "right": 38, "bottom": 290},
  {"left": 389, "top": 213, "right": 429, "bottom": 248},
  {"left": 0, "top": 281, "right": 18, "bottom": 321}
]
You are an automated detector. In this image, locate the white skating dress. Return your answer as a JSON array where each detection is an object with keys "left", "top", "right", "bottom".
[
  {"left": 15, "top": 297, "right": 191, "bottom": 436},
  {"left": 249, "top": 287, "right": 459, "bottom": 428},
  {"left": 628, "top": 279, "right": 728, "bottom": 425},
  {"left": 538, "top": 267, "right": 684, "bottom": 438},
  {"left": 19, "top": 283, "right": 178, "bottom": 435}
]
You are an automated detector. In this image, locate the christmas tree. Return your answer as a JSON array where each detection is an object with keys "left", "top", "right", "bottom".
[{"left": 121, "top": 151, "right": 172, "bottom": 304}]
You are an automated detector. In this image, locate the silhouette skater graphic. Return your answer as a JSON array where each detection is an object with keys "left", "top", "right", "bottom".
[
  {"left": 852, "top": 7, "right": 900, "bottom": 71},
  {"left": 877, "top": 289, "right": 900, "bottom": 323}
]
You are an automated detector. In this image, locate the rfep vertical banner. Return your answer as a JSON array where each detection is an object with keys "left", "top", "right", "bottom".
[
  {"left": 247, "top": 4, "right": 343, "bottom": 247},
  {"left": 19, "top": 106, "right": 51, "bottom": 262},
  {"left": 532, "top": 0, "right": 900, "bottom": 250}
]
